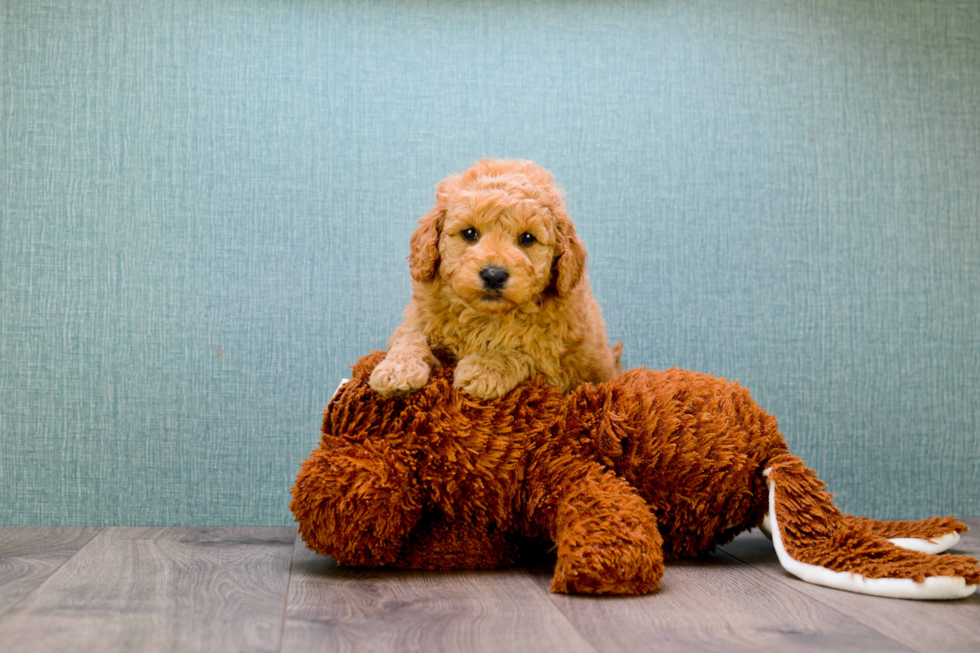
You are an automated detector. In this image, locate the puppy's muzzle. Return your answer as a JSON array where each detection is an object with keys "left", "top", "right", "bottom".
[{"left": 479, "top": 266, "right": 509, "bottom": 291}]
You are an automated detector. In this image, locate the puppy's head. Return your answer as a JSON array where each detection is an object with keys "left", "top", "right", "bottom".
[{"left": 409, "top": 159, "right": 586, "bottom": 313}]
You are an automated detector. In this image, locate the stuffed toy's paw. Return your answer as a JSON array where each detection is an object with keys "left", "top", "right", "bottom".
[
  {"left": 292, "top": 442, "right": 424, "bottom": 567},
  {"left": 551, "top": 505, "right": 665, "bottom": 595}
]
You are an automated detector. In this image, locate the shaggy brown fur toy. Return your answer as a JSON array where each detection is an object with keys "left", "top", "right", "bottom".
[{"left": 291, "top": 352, "right": 979, "bottom": 600}]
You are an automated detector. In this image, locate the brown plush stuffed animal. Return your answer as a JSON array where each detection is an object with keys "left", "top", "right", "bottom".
[{"left": 291, "top": 352, "right": 979, "bottom": 599}]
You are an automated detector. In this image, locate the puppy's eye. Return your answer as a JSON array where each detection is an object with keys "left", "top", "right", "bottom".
[
  {"left": 519, "top": 232, "right": 536, "bottom": 246},
  {"left": 461, "top": 228, "right": 479, "bottom": 242}
]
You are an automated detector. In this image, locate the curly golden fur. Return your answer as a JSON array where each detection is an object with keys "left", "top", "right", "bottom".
[{"left": 369, "top": 159, "right": 622, "bottom": 400}]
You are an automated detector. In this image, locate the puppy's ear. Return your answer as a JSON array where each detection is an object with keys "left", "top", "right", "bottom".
[
  {"left": 552, "top": 210, "right": 587, "bottom": 297},
  {"left": 409, "top": 204, "right": 444, "bottom": 282}
]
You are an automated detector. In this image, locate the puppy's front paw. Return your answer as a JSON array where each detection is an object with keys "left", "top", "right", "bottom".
[
  {"left": 369, "top": 356, "right": 430, "bottom": 397},
  {"left": 453, "top": 356, "right": 520, "bottom": 400}
]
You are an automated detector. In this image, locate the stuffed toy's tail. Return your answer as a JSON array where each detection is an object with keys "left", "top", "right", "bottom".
[{"left": 762, "top": 453, "right": 978, "bottom": 600}]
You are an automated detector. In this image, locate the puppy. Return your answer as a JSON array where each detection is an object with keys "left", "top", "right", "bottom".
[{"left": 370, "top": 159, "right": 621, "bottom": 400}]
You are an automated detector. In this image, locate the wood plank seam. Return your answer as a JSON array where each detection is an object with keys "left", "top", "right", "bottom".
[
  {"left": 276, "top": 527, "right": 300, "bottom": 653},
  {"left": 0, "top": 526, "right": 104, "bottom": 624},
  {"left": 516, "top": 569, "right": 604, "bottom": 653}
]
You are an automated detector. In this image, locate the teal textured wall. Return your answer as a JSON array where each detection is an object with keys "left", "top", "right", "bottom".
[{"left": 1, "top": 0, "right": 978, "bottom": 525}]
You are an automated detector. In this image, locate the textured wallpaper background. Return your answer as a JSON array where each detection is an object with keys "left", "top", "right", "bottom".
[{"left": 1, "top": 0, "right": 978, "bottom": 525}]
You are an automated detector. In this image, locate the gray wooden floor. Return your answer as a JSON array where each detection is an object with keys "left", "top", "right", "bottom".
[{"left": 0, "top": 521, "right": 977, "bottom": 652}]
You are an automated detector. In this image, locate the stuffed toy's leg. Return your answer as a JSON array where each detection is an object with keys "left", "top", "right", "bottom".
[
  {"left": 532, "top": 459, "right": 665, "bottom": 595},
  {"left": 290, "top": 441, "right": 423, "bottom": 567},
  {"left": 763, "top": 453, "right": 979, "bottom": 600}
]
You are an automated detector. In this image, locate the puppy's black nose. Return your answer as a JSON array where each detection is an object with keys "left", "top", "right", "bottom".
[{"left": 479, "top": 266, "right": 509, "bottom": 290}]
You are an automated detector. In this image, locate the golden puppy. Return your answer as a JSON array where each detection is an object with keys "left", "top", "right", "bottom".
[{"left": 370, "top": 159, "right": 621, "bottom": 400}]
